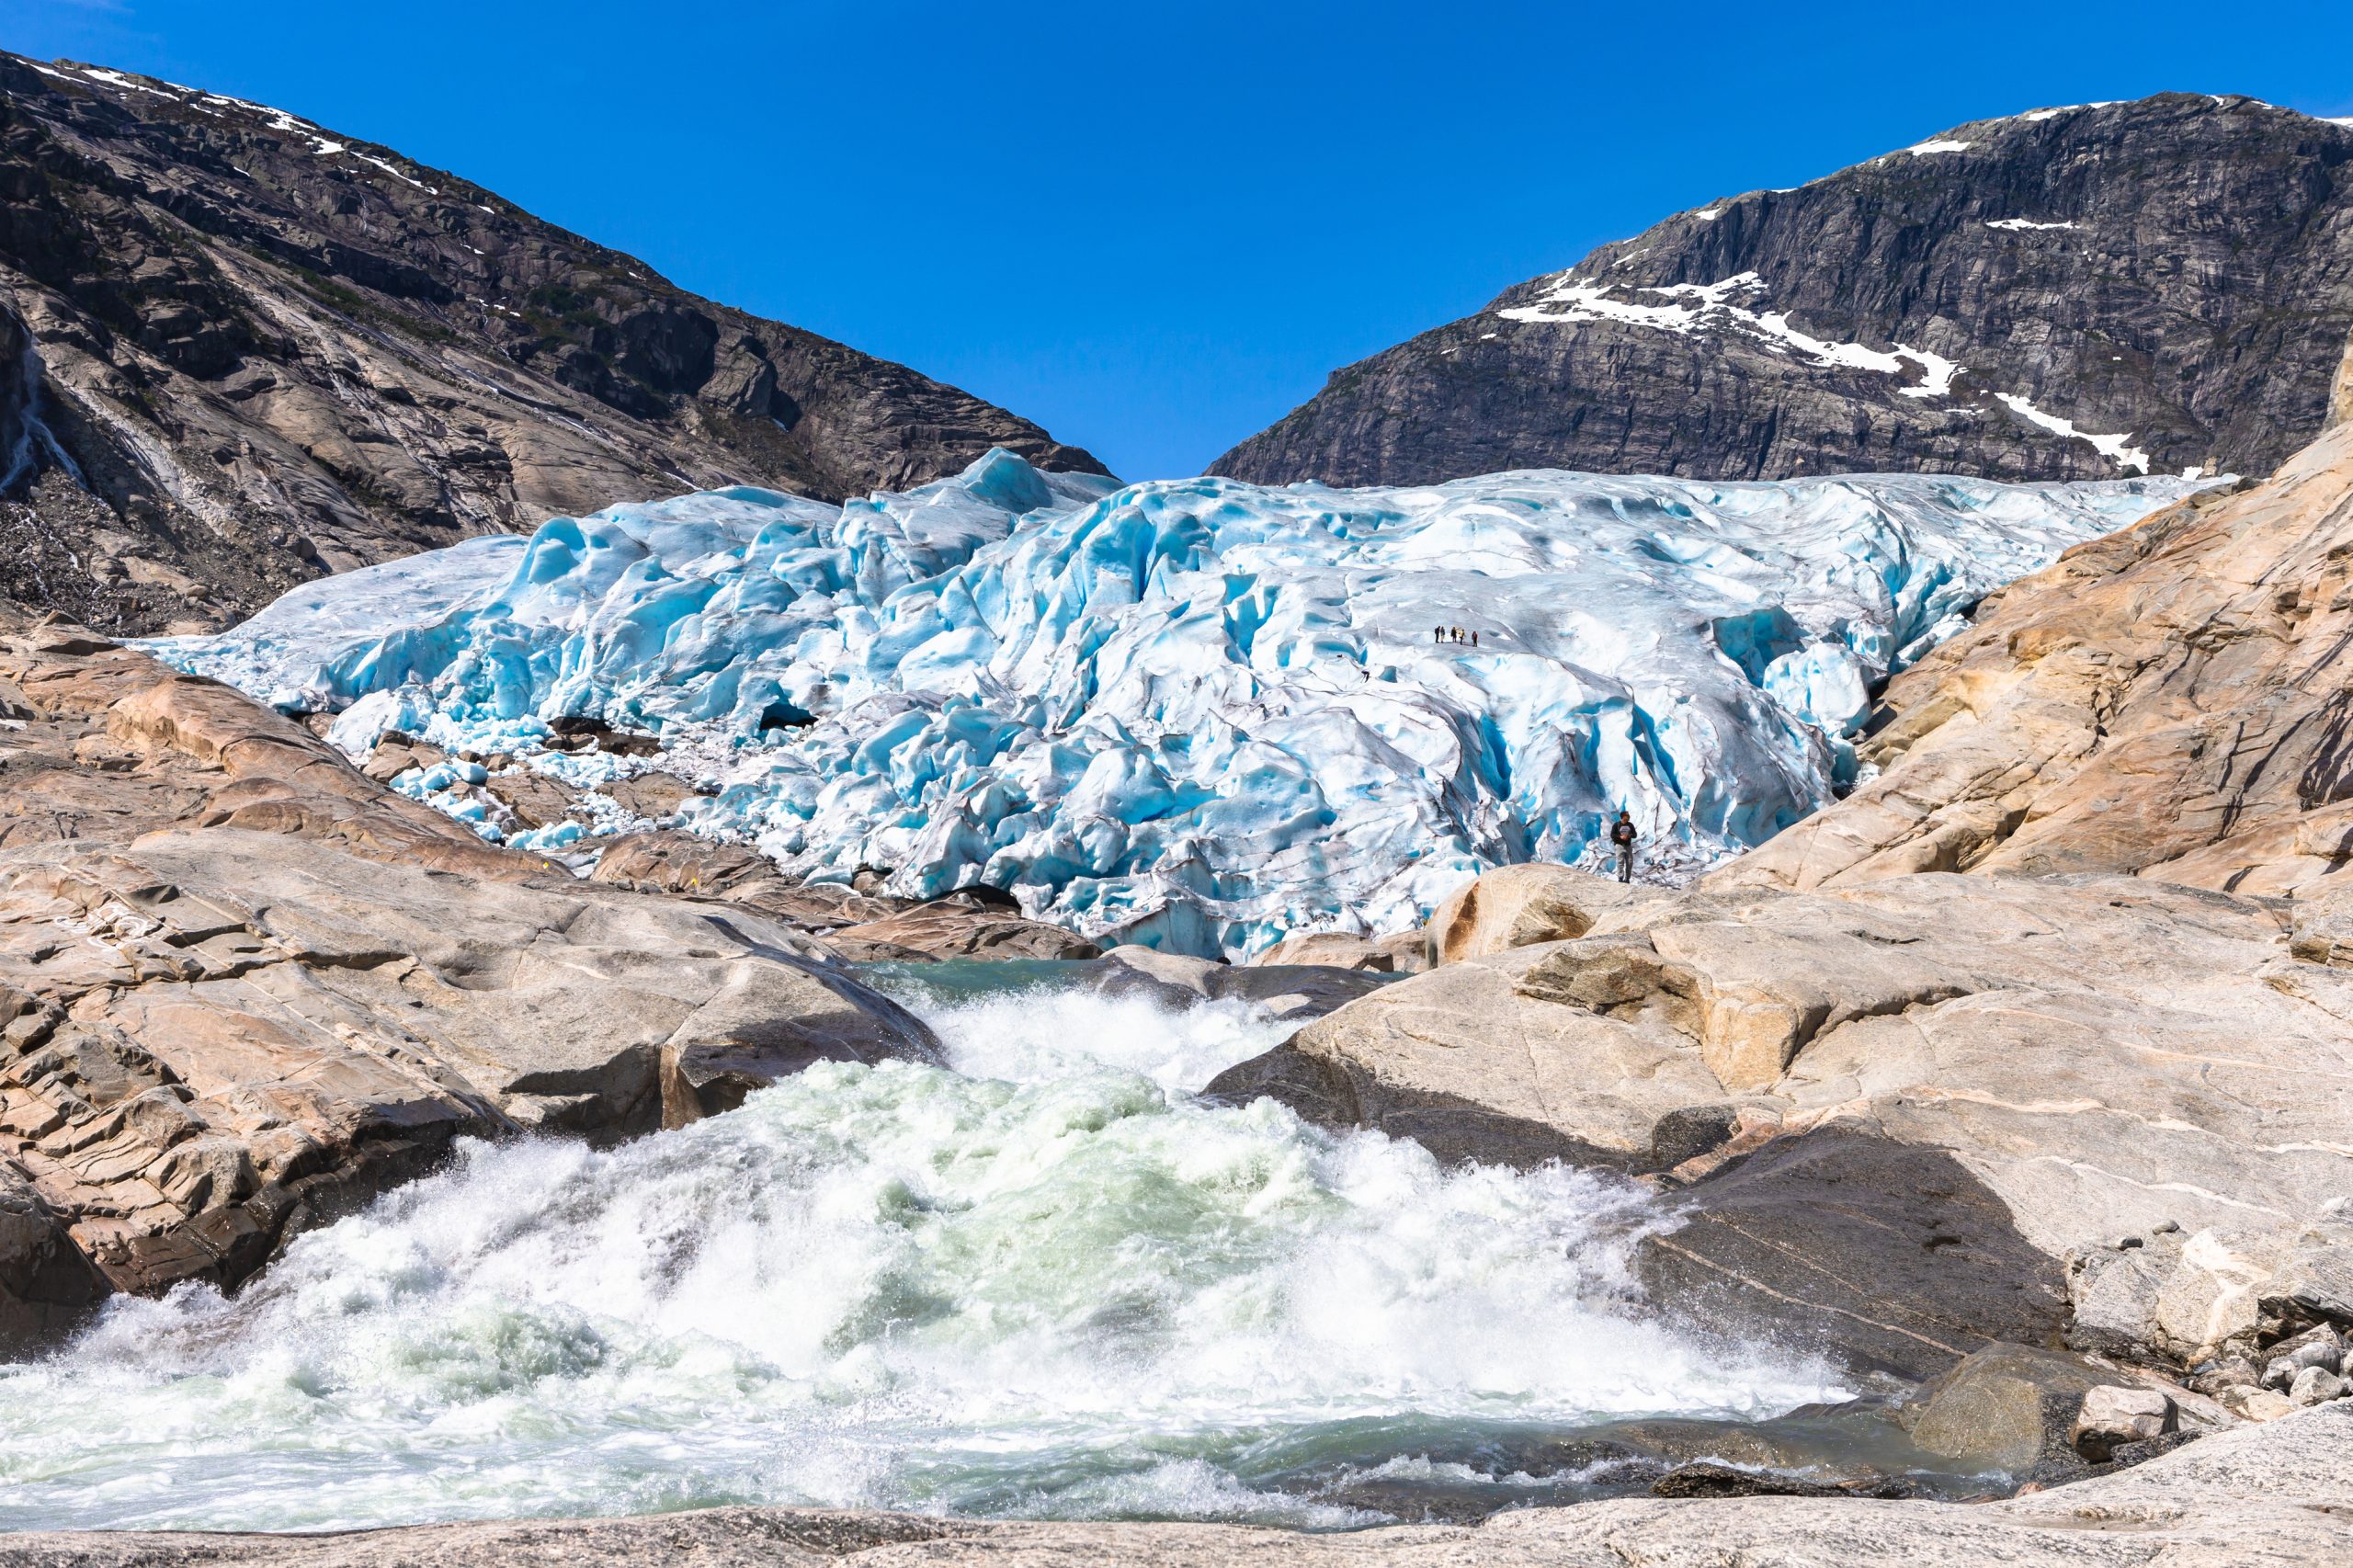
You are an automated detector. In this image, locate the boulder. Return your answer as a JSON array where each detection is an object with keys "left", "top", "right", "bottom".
[
  {"left": 1247, "top": 928, "right": 1432, "bottom": 973},
  {"left": 481, "top": 767, "right": 581, "bottom": 830},
  {"left": 2070, "top": 1385, "right": 2176, "bottom": 1461},
  {"left": 826, "top": 890, "right": 1103, "bottom": 962},
  {"left": 1207, "top": 937, "right": 1723, "bottom": 1168},
  {"left": 2067, "top": 1225, "right": 2306, "bottom": 1367},
  {"left": 1087, "top": 948, "right": 1388, "bottom": 1023},
  {"left": 2256, "top": 1222, "right": 2353, "bottom": 1331},
  {"left": 1646, "top": 1462, "right": 1847, "bottom": 1499},
  {"left": 0, "top": 1165, "right": 106, "bottom": 1349},
  {"left": 1427, "top": 861, "right": 1643, "bottom": 964},
  {"left": 597, "top": 770, "right": 694, "bottom": 821},
  {"left": 360, "top": 735, "right": 443, "bottom": 784},
  {"left": 1897, "top": 1345, "right": 2112, "bottom": 1478},
  {"left": 2287, "top": 881, "right": 2353, "bottom": 968},
  {"left": 2224, "top": 1386, "right": 2299, "bottom": 1422}
]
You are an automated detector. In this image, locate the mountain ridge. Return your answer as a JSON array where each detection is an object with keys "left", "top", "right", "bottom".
[
  {"left": 1213, "top": 93, "right": 2353, "bottom": 489},
  {"left": 0, "top": 51, "right": 1107, "bottom": 631}
]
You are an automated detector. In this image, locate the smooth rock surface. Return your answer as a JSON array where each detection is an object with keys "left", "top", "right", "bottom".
[
  {"left": 1427, "top": 862, "right": 1642, "bottom": 964},
  {"left": 1087, "top": 947, "right": 1389, "bottom": 1024},
  {"left": 825, "top": 890, "right": 1104, "bottom": 962},
  {"left": 1247, "top": 928, "right": 1432, "bottom": 973},
  {"left": 0, "top": 624, "right": 936, "bottom": 1332},
  {"left": 1211, "top": 865, "right": 2353, "bottom": 1376},
  {"left": 1719, "top": 420, "right": 2353, "bottom": 901},
  {"left": 1214, "top": 937, "right": 1725, "bottom": 1169}
]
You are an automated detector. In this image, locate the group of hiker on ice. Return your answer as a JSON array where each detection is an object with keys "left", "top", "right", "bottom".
[{"left": 1424, "top": 617, "right": 1643, "bottom": 881}]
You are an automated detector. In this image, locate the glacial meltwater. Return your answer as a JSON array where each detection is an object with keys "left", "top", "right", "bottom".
[{"left": 0, "top": 968, "right": 1942, "bottom": 1532}]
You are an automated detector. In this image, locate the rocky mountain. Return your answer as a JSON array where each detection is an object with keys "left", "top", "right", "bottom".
[
  {"left": 0, "top": 52, "right": 1105, "bottom": 633},
  {"left": 1214, "top": 94, "right": 2353, "bottom": 489}
]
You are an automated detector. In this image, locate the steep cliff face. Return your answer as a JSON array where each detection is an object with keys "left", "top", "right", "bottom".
[
  {"left": 0, "top": 53, "right": 1105, "bottom": 631},
  {"left": 1215, "top": 95, "right": 2353, "bottom": 489}
]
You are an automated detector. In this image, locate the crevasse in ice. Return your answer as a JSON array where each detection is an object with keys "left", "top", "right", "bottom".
[{"left": 150, "top": 450, "right": 2202, "bottom": 956}]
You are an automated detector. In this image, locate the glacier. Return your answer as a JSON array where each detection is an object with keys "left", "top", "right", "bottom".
[{"left": 149, "top": 451, "right": 2203, "bottom": 958}]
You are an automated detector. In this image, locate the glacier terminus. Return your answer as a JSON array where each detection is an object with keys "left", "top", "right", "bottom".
[{"left": 153, "top": 451, "right": 2205, "bottom": 958}]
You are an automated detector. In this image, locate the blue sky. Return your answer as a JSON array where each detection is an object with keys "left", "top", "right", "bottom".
[{"left": 11, "top": 1, "right": 2353, "bottom": 479}]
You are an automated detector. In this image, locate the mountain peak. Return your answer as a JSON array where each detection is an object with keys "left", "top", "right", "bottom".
[
  {"left": 0, "top": 51, "right": 1107, "bottom": 632},
  {"left": 1214, "top": 91, "right": 2353, "bottom": 489}
]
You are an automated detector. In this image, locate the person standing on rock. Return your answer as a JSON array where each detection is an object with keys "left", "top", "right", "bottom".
[{"left": 1610, "top": 810, "right": 1638, "bottom": 883}]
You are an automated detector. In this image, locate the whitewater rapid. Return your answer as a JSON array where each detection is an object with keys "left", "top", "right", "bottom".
[{"left": 0, "top": 974, "right": 1843, "bottom": 1532}]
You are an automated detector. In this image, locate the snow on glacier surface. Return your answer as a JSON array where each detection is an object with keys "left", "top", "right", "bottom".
[{"left": 151, "top": 451, "right": 2201, "bottom": 957}]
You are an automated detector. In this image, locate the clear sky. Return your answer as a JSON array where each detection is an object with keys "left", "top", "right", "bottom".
[{"left": 10, "top": 1, "right": 2353, "bottom": 479}]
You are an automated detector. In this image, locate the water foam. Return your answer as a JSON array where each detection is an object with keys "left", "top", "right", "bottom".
[{"left": 0, "top": 982, "right": 1840, "bottom": 1531}]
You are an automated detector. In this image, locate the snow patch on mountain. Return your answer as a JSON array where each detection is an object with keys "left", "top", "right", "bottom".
[
  {"left": 1502, "top": 275, "right": 1967, "bottom": 407},
  {"left": 1995, "top": 392, "right": 2151, "bottom": 475},
  {"left": 1500, "top": 272, "right": 2165, "bottom": 474},
  {"left": 149, "top": 452, "right": 2205, "bottom": 958}
]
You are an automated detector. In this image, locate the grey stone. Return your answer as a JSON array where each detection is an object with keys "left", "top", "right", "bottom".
[
  {"left": 825, "top": 892, "right": 1103, "bottom": 962},
  {"left": 2289, "top": 1366, "right": 2347, "bottom": 1405},
  {"left": 2190, "top": 1357, "right": 2262, "bottom": 1397},
  {"left": 2069, "top": 1385, "right": 2174, "bottom": 1461},
  {"left": 1647, "top": 1103, "right": 1741, "bottom": 1169},
  {"left": 2223, "top": 1385, "right": 2298, "bottom": 1422},
  {"left": 2256, "top": 1226, "right": 2353, "bottom": 1330},
  {"left": 1645, "top": 1462, "right": 1847, "bottom": 1499},
  {"left": 1081, "top": 948, "right": 1388, "bottom": 1022},
  {"left": 1247, "top": 929, "right": 1432, "bottom": 974}
]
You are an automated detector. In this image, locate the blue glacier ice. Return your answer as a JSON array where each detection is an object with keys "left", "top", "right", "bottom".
[{"left": 150, "top": 451, "right": 2204, "bottom": 957}]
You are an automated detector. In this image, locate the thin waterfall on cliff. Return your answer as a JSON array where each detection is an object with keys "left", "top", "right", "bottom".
[{"left": 0, "top": 311, "right": 85, "bottom": 499}]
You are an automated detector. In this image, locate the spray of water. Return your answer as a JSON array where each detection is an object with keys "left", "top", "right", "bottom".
[
  {"left": 0, "top": 977, "right": 1842, "bottom": 1531},
  {"left": 0, "top": 312, "right": 85, "bottom": 499}
]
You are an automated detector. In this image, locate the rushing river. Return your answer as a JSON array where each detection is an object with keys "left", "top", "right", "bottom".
[{"left": 0, "top": 968, "right": 1854, "bottom": 1532}]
